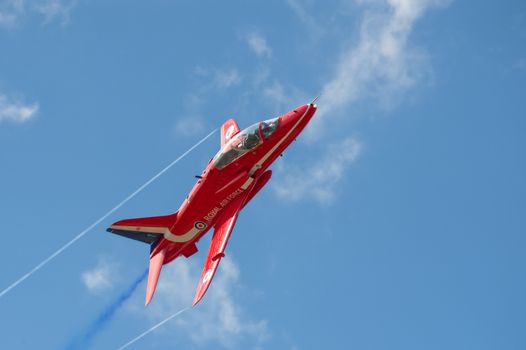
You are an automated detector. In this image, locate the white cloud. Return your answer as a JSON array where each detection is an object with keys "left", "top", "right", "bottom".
[
  {"left": 262, "top": 81, "right": 291, "bottom": 109},
  {"left": 262, "top": 80, "right": 309, "bottom": 114},
  {"left": 262, "top": 0, "right": 448, "bottom": 125},
  {"left": 0, "top": 11, "right": 17, "bottom": 28},
  {"left": 0, "top": 0, "right": 22, "bottom": 28},
  {"left": 172, "top": 92, "right": 212, "bottom": 138},
  {"left": 215, "top": 68, "right": 243, "bottom": 88},
  {"left": 191, "top": 66, "right": 243, "bottom": 89},
  {"left": 0, "top": 0, "right": 76, "bottom": 28},
  {"left": 192, "top": 65, "right": 209, "bottom": 78},
  {"left": 34, "top": 0, "right": 76, "bottom": 25},
  {"left": 135, "top": 257, "right": 269, "bottom": 348},
  {"left": 310, "top": 0, "right": 448, "bottom": 135},
  {"left": 0, "top": 94, "right": 38, "bottom": 124},
  {"left": 174, "top": 116, "right": 205, "bottom": 137},
  {"left": 176, "top": 67, "right": 242, "bottom": 137},
  {"left": 81, "top": 259, "right": 117, "bottom": 294},
  {"left": 274, "top": 137, "right": 362, "bottom": 204},
  {"left": 247, "top": 33, "right": 272, "bottom": 58},
  {"left": 252, "top": 65, "right": 271, "bottom": 87},
  {"left": 286, "top": 0, "right": 324, "bottom": 37},
  {"left": 266, "top": 0, "right": 448, "bottom": 204}
]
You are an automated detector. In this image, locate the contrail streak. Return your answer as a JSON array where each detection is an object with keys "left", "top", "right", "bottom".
[
  {"left": 116, "top": 307, "right": 191, "bottom": 350},
  {"left": 0, "top": 129, "right": 217, "bottom": 299},
  {"left": 66, "top": 269, "right": 149, "bottom": 350}
]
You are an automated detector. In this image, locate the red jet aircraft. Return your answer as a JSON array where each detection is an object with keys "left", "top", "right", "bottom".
[{"left": 108, "top": 101, "right": 318, "bottom": 306}]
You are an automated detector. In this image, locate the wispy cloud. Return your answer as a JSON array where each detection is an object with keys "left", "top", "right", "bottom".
[
  {"left": 267, "top": 0, "right": 446, "bottom": 123},
  {"left": 247, "top": 33, "right": 272, "bottom": 58},
  {"left": 133, "top": 258, "right": 269, "bottom": 348},
  {"left": 286, "top": 0, "right": 324, "bottom": 37},
  {"left": 274, "top": 137, "right": 362, "bottom": 204},
  {"left": 194, "top": 66, "right": 243, "bottom": 88},
  {"left": 0, "top": 0, "right": 22, "bottom": 28},
  {"left": 81, "top": 259, "right": 117, "bottom": 294},
  {"left": 34, "top": 0, "right": 77, "bottom": 25},
  {"left": 173, "top": 66, "right": 243, "bottom": 138},
  {"left": 0, "top": 11, "right": 16, "bottom": 28},
  {"left": 0, "top": 0, "right": 76, "bottom": 28},
  {"left": 314, "top": 0, "right": 448, "bottom": 131},
  {"left": 0, "top": 94, "right": 38, "bottom": 124},
  {"left": 214, "top": 68, "right": 243, "bottom": 88},
  {"left": 174, "top": 117, "right": 205, "bottom": 137},
  {"left": 173, "top": 92, "right": 210, "bottom": 139},
  {"left": 262, "top": 80, "right": 309, "bottom": 114},
  {"left": 266, "top": 0, "right": 448, "bottom": 203}
]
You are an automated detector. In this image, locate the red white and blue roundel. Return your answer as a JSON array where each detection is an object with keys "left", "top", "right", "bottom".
[{"left": 194, "top": 221, "right": 207, "bottom": 230}]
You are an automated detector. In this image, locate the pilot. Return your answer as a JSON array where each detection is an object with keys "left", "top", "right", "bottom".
[{"left": 242, "top": 131, "right": 260, "bottom": 149}]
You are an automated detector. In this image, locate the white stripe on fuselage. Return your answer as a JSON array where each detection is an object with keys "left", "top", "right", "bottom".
[
  {"left": 164, "top": 226, "right": 201, "bottom": 243},
  {"left": 240, "top": 177, "right": 254, "bottom": 190},
  {"left": 165, "top": 179, "right": 254, "bottom": 243}
]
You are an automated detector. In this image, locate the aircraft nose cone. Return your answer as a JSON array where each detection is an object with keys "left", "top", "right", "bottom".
[
  {"left": 294, "top": 104, "right": 309, "bottom": 116},
  {"left": 280, "top": 104, "right": 316, "bottom": 129}
]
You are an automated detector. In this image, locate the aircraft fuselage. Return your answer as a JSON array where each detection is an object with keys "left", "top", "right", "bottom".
[
  {"left": 108, "top": 101, "right": 318, "bottom": 305},
  {"left": 151, "top": 103, "right": 317, "bottom": 263}
]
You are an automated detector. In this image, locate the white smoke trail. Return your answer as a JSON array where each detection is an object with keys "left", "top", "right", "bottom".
[
  {"left": 0, "top": 129, "right": 217, "bottom": 299},
  {"left": 116, "top": 307, "right": 191, "bottom": 350}
]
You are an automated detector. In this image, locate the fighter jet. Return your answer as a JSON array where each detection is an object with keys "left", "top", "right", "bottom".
[{"left": 108, "top": 101, "right": 318, "bottom": 306}]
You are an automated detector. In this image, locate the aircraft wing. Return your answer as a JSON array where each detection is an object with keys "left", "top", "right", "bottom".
[{"left": 193, "top": 187, "right": 250, "bottom": 306}]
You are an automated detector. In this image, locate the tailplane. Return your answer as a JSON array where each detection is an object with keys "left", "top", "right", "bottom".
[{"left": 107, "top": 212, "right": 177, "bottom": 249}]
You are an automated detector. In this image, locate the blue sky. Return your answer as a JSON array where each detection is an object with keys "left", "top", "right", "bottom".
[{"left": 1, "top": 0, "right": 525, "bottom": 349}]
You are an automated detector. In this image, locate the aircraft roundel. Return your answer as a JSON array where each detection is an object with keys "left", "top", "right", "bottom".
[{"left": 194, "top": 221, "right": 207, "bottom": 230}]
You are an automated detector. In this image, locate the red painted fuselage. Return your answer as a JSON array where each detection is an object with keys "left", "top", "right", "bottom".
[{"left": 108, "top": 102, "right": 318, "bottom": 305}]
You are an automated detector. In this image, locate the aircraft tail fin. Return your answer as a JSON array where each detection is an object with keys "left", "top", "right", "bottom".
[
  {"left": 146, "top": 247, "right": 166, "bottom": 306},
  {"left": 220, "top": 119, "right": 240, "bottom": 147}
]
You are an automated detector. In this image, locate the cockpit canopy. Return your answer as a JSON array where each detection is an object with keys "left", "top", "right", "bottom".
[{"left": 213, "top": 117, "right": 279, "bottom": 169}]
